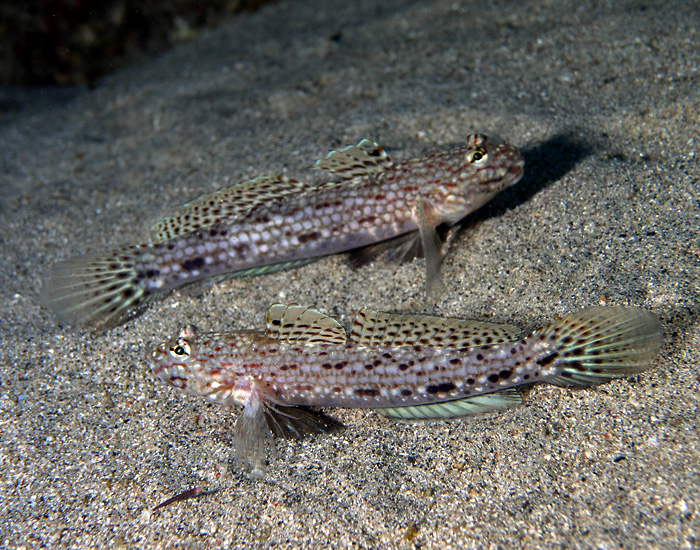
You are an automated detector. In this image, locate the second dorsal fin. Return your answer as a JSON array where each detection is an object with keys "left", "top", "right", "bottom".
[
  {"left": 267, "top": 303, "right": 347, "bottom": 345},
  {"left": 350, "top": 309, "right": 522, "bottom": 348},
  {"left": 151, "top": 175, "right": 310, "bottom": 241},
  {"left": 313, "top": 139, "right": 392, "bottom": 179}
]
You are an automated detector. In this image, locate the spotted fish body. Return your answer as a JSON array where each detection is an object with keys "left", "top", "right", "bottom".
[
  {"left": 151, "top": 304, "right": 661, "bottom": 477},
  {"left": 43, "top": 135, "right": 524, "bottom": 330}
]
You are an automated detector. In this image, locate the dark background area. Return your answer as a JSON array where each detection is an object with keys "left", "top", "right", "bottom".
[{"left": 0, "top": 0, "right": 273, "bottom": 86}]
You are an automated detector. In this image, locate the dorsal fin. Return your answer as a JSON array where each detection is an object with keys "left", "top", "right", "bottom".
[
  {"left": 267, "top": 303, "right": 347, "bottom": 345},
  {"left": 377, "top": 389, "right": 522, "bottom": 420},
  {"left": 350, "top": 308, "right": 522, "bottom": 348},
  {"left": 151, "top": 175, "right": 310, "bottom": 241},
  {"left": 313, "top": 139, "right": 392, "bottom": 179}
]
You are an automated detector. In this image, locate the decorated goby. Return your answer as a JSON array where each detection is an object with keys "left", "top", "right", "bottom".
[
  {"left": 151, "top": 304, "right": 661, "bottom": 478},
  {"left": 43, "top": 135, "right": 524, "bottom": 329}
]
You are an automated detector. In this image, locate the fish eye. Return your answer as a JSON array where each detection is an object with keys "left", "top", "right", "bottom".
[
  {"left": 170, "top": 340, "right": 191, "bottom": 358},
  {"left": 468, "top": 148, "right": 488, "bottom": 165}
]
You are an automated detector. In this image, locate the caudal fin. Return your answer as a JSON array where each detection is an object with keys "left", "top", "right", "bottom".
[
  {"left": 534, "top": 306, "right": 662, "bottom": 387},
  {"left": 41, "top": 246, "right": 155, "bottom": 330}
]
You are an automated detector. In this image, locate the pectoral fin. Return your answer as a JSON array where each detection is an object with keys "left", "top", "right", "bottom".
[
  {"left": 415, "top": 197, "right": 446, "bottom": 299},
  {"left": 233, "top": 394, "right": 272, "bottom": 479},
  {"left": 346, "top": 231, "right": 422, "bottom": 269},
  {"left": 264, "top": 404, "right": 345, "bottom": 439}
]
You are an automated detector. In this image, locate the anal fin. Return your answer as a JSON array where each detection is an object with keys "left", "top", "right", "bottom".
[{"left": 377, "top": 389, "right": 522, "bottom": 420}]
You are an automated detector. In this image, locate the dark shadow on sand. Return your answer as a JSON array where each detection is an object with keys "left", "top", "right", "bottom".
[{"left": 470, "top": 130, "right": 596, "bottom": 222}]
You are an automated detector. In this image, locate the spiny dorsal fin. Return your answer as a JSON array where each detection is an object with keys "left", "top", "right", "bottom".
[
  {"left": 267, "top": 303, "right": 347, "bottom": 345},
  {"left": 377, "top": 389, "right": 523, "bottom": 420},
  {"left": 151, "top": 175, "right": 310, "bottom": 241},
  {"left": 350, "top": 308, "right": 522, "bottom": 348},
  {"left": 313, "top": 139, "right": 392, "bottom": 179}
]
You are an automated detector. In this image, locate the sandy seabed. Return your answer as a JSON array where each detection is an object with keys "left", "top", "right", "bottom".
[{"left": 1, "top": 1, "right": 698, "bottom": 548}]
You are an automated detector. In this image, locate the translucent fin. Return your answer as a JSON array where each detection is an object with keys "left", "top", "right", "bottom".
[
  {"left": 377, "top": 389, "right": 522, "bottom": 420},
  {"left": 313, "top": 139, "right": 392, "bottom": 179},
  {"left": 151, "top": 175, "right": 310, "bottom": 241},
  {"left": 534, "top": 306, "right": 662, "bottom": 387},
  {"left": 41, "top": 246, "right": 155, "bottom": 330},
  {"left": 415, "top": 197, "right": 445, "bottom": 299},
  {"left": 264, "top": 404, "right": 345, "bottom": 440},
  {"left": 346, "top": 231, "right": 421, "bottom": 269},
  {"left": 201, "top": 258, "right": 317, "bottom": 287},
  {"left": 350, "top": 308, "right": 522, "bottom": 348},
  {"left": 233, "top": 393, "right": 271, "bottom": 479},
  {"left": 267, "top": 303, "right": 347, "bottom": 345}
]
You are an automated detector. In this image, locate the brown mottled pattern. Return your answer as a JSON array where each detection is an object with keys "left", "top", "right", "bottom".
[
  {"left": 152, "top": 331, "right": 547, "bottom": 409},
  {"left": 43, "top": 134, "right": 524, "bottom": 329},
  {"left": 150, "top": 306, "right": 661, "bottom": 412},
  {"left": 141, "top": 135, "right": 523, "bottom": 292}
]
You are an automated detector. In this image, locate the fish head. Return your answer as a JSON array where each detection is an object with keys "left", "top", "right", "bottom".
[
  {"left": 151, "top": 325, "right": 203, "bottom": 393},
  {"left": 151, "top": 327, "right": 262, "bottom": 406},
  {"left": 430, "top": 134, "right": 524, "bottom": 223}
]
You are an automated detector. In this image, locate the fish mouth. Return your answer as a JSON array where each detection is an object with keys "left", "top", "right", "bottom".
[
  {"left": 508, "top": 161, "right": 525, "bottom": 184},
  {"left": 496, "top": 144, "right": 524, "bottom": 185}
]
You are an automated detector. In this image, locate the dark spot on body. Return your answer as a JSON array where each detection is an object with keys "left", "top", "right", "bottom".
[
  {"left": 299, "top": 232, "right": 321, "bottom": 244},
  {"left": 355, "top": 388, "right": 379, "bottom": 397},
  {"left": 499, "top": 370, "right": 512, "bottom": 379},
  {"left": 334, "top": 361, "right": 348, "bottom": 370},
  {"left": 467, "top": 378, "right": 475, "bottom": 385},
  {"left": 536, "top": 352, "right": 559, "bottom": 367},
  {"left": 322, "top": 363, "right": 332, "bottom": 370},
  {"left": 426, "top": 382, "right": 456, "bottom": 394},
  {"left": 401, "top": 389, "right": 412, "bottom": 396},
  {"left": 488, "top": 374, "right": 500, "bottom": 383},
  {"left": 449, "top": 358, "right": 461, "bottom": 365},
  {"left": 476, "top": 354, "right": 484, "bottom": 361},
  {"left": 399, "top": 364, "right": 409, "bottom": 371},
  {"left": 183, "top": 257, "right": 206, "bottom": 271}
]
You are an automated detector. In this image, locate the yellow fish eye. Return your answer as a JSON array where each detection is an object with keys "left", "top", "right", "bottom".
[
  {"left": 468, "top": 148, "right": 488, "bottom": 165},
  {"left": 170, "top": 340, "right": 191, "bottom": 358}
]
